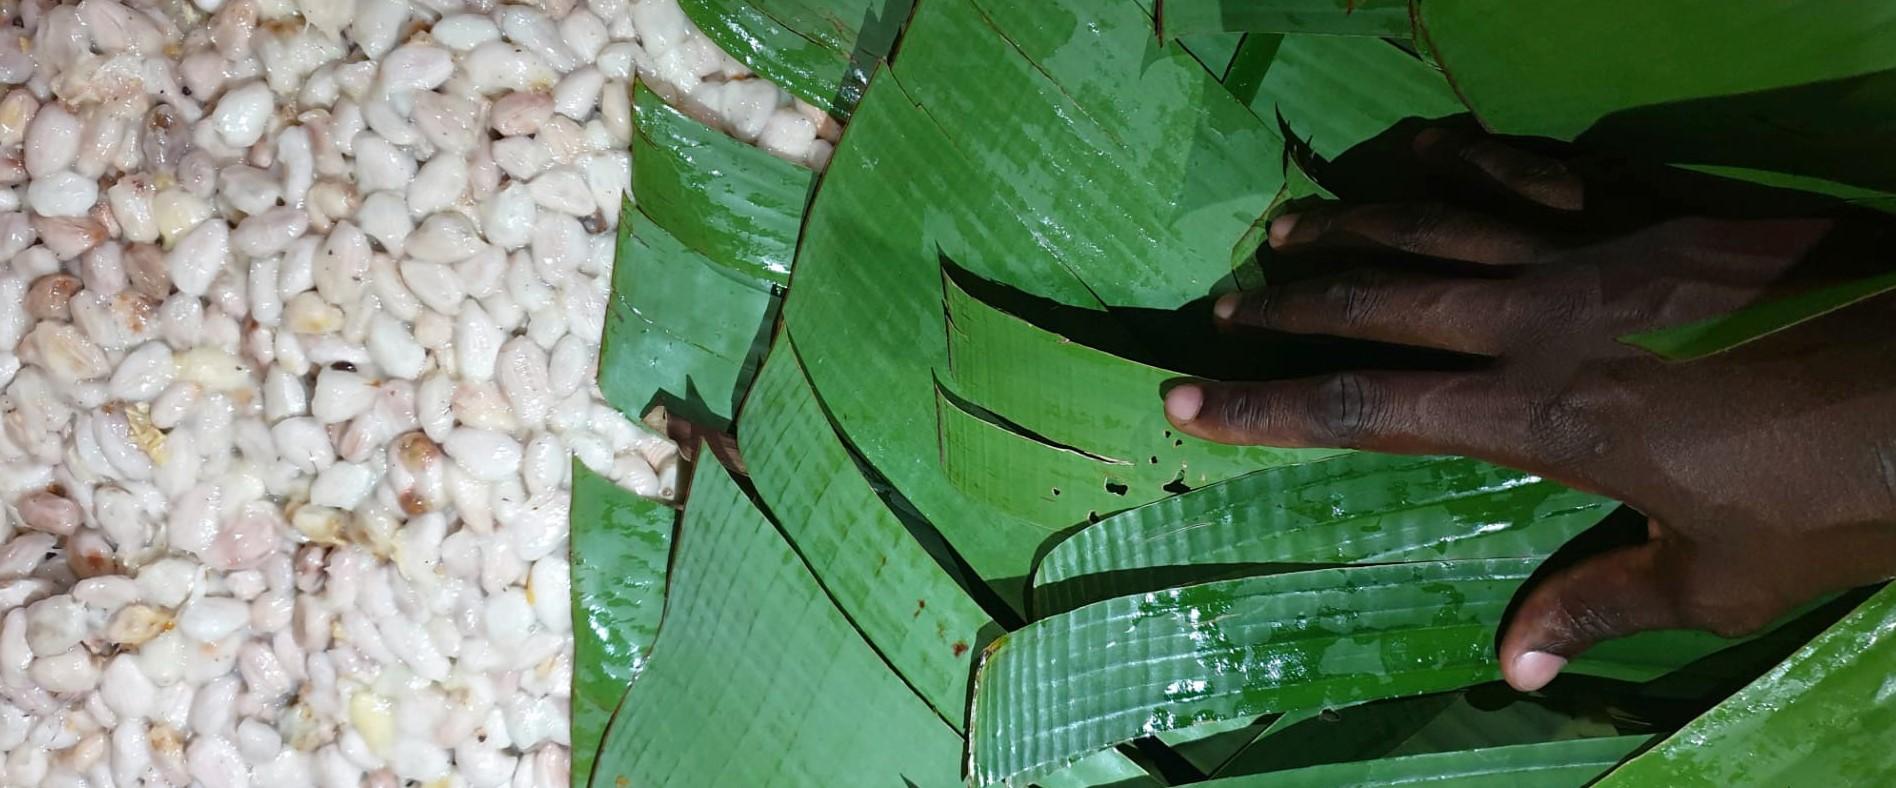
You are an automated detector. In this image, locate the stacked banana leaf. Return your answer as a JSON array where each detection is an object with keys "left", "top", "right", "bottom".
[{"left": 574, "top": 1, "right": 1896, "bottom": 785}]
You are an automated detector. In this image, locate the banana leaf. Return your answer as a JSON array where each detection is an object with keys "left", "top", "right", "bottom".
[
  {"left": 1599, "top": 584, "right": 1896, "bottom": 786},
  {"left": 1421, "top": 3, "right": 1896, "bottom": 359},
  {"left": 782, "top": 0, "right": 1291, "bottom": 588},
  {"left": 1418, "top": 0, "right": 1896, "bottom": 195},
  {"left": 943, "top": 271, "right": 1339, "bottom": 497},
  {"left": 1157, "top": 0, "right": 1414, "bottom": 40},
  {"left": 569, "top": 462, "right": 675, "bottom": 788},
  {"left": 970, "top": 559, "right": 1750, "bottom": 784},
  {"left": 1619, "top": 269, "right": 1896, "bottom": 361},
  {"left": 629, "top": 82, "right": 808, "bottom": 290},
  {"left": 1032, "top": 453, "right": 1614, "bottom": 612},
  {"left": 1201, "top": 736, "right": 1648, "bottom": 787},
  {"left": 1033, "top": 749, "right": 1163, "bottom": 788},
  {"left": 678, "top": 0, "right": 911, "bottom": 117},
  {"left": 589, "top": 456, "right": 963, "bottom": 787},
  {"left": 1242, "top": 34, "right": 1464, "bottom": 159},
  {"left": 740, "top": 339, "right": 993, "bottom": 725},
  {"left": 597, "top": 84, "right": 811, "bottom": 428}
]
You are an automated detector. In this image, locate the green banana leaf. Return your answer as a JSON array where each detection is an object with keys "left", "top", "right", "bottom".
[
  {"left": 1242, "top": 34, "right": 1464, "bottom": 159},
  {"left": 1599, "top": 584, "right": 1896, "bottom": 786},
  {"left": 629, "top": 82, "right": 808, "bottom": 290},
  {"left": 936, "top": 387, "right": 1142, "bottom": 529},
  {"left": 1202, "top": 736, "right": 1648, "bottom": 787},
  {"left": 1033, "top": 749, "right": 1163, "bottom": 788},
  {"left": 1421, "top": 3, "right": 1896, "bottom": 360},
  {"left": 1156, "top": 714, "right": 1271, "bottom": 774},
  {"left": 740, "top": 339, "right": 993, "bottom": 726},
  {"left": 590, "top": 456, "right": 963, "bottom": 787},
  {"left": 568, "top": 462, "right": 675, "bottom": 788},
  {"left": 782, "top": 0, "right": 1292, "bottom": 588},
  {"left": 679, "top": 0, "right": 910, "bottom": 117},
  {"left": 1619, "top": 269, "right": 1896, "bottom": 361},
  {"left": 1157, "top": 0, "right": 1414, "bottom": 39},
  {"left": 1032, "top": 453, "right": 1614, "bottom": 612},
  {"left": 598, "top": 208, "right": 780, "bottom": 428},
  {"left": 597, "top": 84, "right": 811, "bottom": 428},
  {"left": 1418, "top": 0, "right": 1896, "bottom": 195},
  {"left": 970, "top": 559, "right": 1747, "bottom": 784},
  {"left": 943, "top": 271, "right": 1340, "bottom": 498}
]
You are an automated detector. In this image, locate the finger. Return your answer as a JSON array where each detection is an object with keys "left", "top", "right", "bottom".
[
  {"left": 1214, "top": 269, "right": 1525, "bottom": 355},
  {"left": 1413, "top": 127, "right": 1586, "bottom": 212},
  {"left": 1164, "top": 371, "right": 1527, "bottom": 459},
  {"left": 1269, "top": 203, "right": 1560, "bottom": 265}
]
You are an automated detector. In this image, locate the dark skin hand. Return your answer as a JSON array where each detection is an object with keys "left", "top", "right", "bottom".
[{"left": 1163, "top": 129, "right": 1896, "bottom": 693}]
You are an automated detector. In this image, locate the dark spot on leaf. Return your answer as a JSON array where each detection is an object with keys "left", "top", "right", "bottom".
[
  {"left": 1051, "top": 487, "right": 1061, "bottom": 496},
  {"left": 1174, "top": 439, "right": 1184, "bottom": 447},
  {"left": 1149, "top": 456, "right": 1158, "bottom": 464},
  {"left": 1163, "top": 477, "right": 1191, "bottom": 495},
  {"left": 913, "top": 599, "right": 926, "bottom": 618},
  {"left": 1104, "top": 481, "right": 1128, "bottom": 496},
  {"left": 952, "top": 641, "right": 969, "bottom": 657}
]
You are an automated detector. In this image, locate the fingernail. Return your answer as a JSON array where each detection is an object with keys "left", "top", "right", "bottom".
[
  {"left": 1212, "top": 293, "right": 1240, "bottom": 321},
  {"left": 1268, "top": 214, "right": 1299, "bottom": 248},
  {"left": 1164, "top": 385, "right": 1203, "bottom": 423},
  {"left": 1509, "top": 651, "right": 1567, "bottom": 692}
]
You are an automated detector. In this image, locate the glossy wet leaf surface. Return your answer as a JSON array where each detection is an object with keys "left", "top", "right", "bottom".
[
  {"left": 568, "top": 461, "right": 674, "bottom": 788},
  {"left": 783, "top": 0, "right": 1290, "bottom": 588},
  {"left": 1202, "top": 736, "right": 1648, "bottom": 787},
  {"left": 679, "top": 0, "right": 911, "bottom": 117},
  {"left": 1600, "top": 584, "right": 1896, "bottom": 786},
  {"left": 590, "top": 458, "right": 963, "bottom": 786},
  {"left": 1033, "top": 453, "right": 1613, "bottom": 612},
  {"left": 597, "top": 84, "right": 810, "bottom": 428},
  {"left": 972, "top": 559, "right": 1749, "bottom": 784},
  {"left": 741, "top": 340, "right": 992, "bottom": 725}
]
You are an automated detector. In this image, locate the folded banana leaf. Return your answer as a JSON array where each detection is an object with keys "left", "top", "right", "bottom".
[
  {"left": 1419, "top": 2, "right": 1896, "bottom": 359},
  {"left": 1599, "top": 584, "right": 1896, "bottom": 786},
  {"left": 1032, "top": 452, "right": 1614, "bottom": 612},
  {"left": 741, "top": 339, "right": 993, "bottom": 725},
  {"left": 568, "top": 462, "right": 675, "bottom": 788},
  {"left": 597, "top": 83, "right": 810, "bottom": 429},
  {"left": 942, "top": 272, "right": 1339, "bottom": 500},
  {"left": 679, "top": 0, "right": 911, "bottom": 117},
  {"left": 590, "top": 457, "right": 963, "bottom": 786},
  {"left": 1420, "top": 0, "right": 1896, "bottom": 195},
  {"left": 783, "top": 0, "right": 1292, "bottom": 588},
  {"left": 1242, "top": 34, "right": 1464, "bottom": 159}
]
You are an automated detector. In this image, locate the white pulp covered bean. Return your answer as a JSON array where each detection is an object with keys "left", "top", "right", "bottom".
[{"left": 0, "top": 0, "right": 825, "bottom": 782}]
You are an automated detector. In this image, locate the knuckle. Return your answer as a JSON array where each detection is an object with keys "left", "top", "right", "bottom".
[
  {"left": 1390, "top": 204, "right": 1452, "bottom": 252},
  {"left": 1525, "top": 382, "right": 1610, "bottom": 467},
  {"left": 1312, "top": 373, "right": 1381, "bottom": 447}
]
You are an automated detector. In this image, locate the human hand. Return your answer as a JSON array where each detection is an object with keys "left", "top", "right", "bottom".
[{"left": 1162, "top": 128, "right": 1896, "bottom": 693}]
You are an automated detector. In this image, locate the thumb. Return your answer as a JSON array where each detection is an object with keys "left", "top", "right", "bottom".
[{"left": 1497, "top": 540, "right": 1690, "bottom": 692}]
